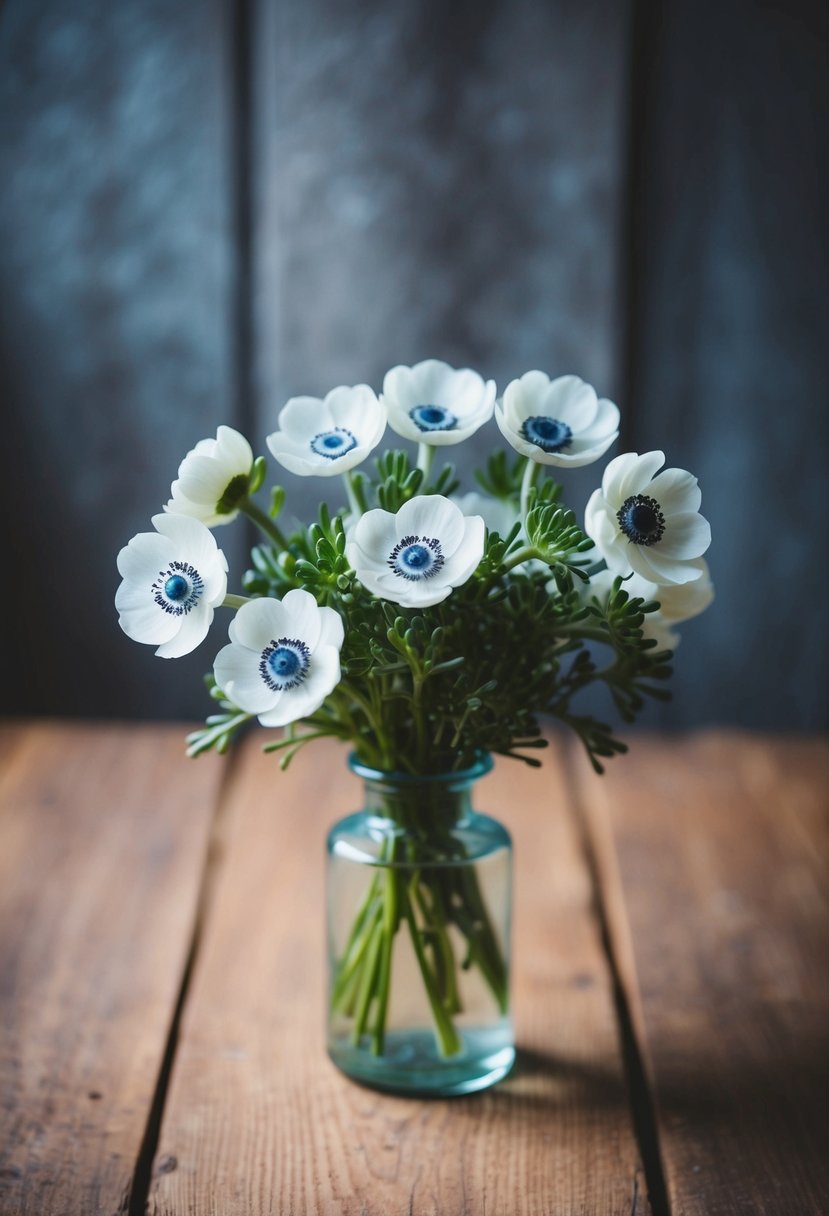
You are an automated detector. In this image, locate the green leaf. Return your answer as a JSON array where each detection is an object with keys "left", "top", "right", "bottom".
[
  {"left": 248, "top": 455, "right": 267, "bottom": 494},
  {"left": 270, "top": 485, "right": 286, "bottom": 519}
]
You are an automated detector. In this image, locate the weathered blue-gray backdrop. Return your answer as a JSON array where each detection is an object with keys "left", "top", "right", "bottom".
[{"left": 1, "top": 0, "right": 827, "bottom": 727}]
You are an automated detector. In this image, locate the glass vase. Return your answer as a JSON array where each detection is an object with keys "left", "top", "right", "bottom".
[{"left": 326, "top": 754, "right": 514, "bottom": 1096}]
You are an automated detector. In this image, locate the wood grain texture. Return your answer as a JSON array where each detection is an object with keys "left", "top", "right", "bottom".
[
  {"left": 575, "top": 732, "right": 829, "bottom": 1216},
  {"left": 0, "top": 722, "right": 222, "bottom": 1216},
  {"left": 150, "top": 735, "right": 649, "bottom": 1216}
]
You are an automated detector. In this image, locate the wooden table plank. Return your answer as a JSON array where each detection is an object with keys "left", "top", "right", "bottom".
[
  {"left": 575, "top": 732, "right": 829, "bottom": 1215},
  {"left": 150, "top": 736, "right": 650, "bottom": 1216},
  {"left": 0, "top": 722, "right": 222, "bottom": 1216}
]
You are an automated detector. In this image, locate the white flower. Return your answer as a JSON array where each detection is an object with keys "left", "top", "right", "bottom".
[
  {"left": 266, "top": 384, "right": 385, "bottom": 476},
  {"left": 166, "top": 426, "right": 254, "bottom": 526},
  {"left": 451, "top": 492, "right": 517, "bottom": 539},
  {"left": 213, "top": 590, "right": 344, "bottom": 727},
  {"left": 382, "top": 359, "right": 496, "bottom": 445},
  {"left": 587, "top": 561, "right": 714, "bottom": 650},
  {"left": 585, "top": 451, "right": 711, "bottom": 585},
  {"left": 495, "top": 371, "right": 619, "bottom": 467},
  {"left": 116, "top": 514, "right": 228, "bottom": 657},
  {"left": 347, "top": 495, "right": 485, "bottom": 608}
]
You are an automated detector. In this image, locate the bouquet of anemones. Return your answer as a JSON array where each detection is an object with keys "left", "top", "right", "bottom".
[{"left": 116, "top": 359, "right": 712, "bottom": 1061}]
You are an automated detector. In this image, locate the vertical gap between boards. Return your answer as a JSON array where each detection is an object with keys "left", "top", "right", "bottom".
[
  {"left": 125, "top": 743, "right": 244, "bottom": 1215},
  {"left": 561, "top": 739, "right": 672, "bottom": 1216}
]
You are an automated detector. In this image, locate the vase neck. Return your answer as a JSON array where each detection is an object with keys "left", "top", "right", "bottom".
[
  {"left": 362, "top": 775, "right": 472, "bottom": 828},
  {"left": 350, "top": 755, "right": 492, "bottom": 834}
]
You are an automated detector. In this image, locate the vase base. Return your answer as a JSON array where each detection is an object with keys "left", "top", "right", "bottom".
[{"left": 328, "top": 1025, "right": 515, "bottom": 1097}]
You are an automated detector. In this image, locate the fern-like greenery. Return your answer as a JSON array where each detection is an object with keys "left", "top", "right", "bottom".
[{"left": 187, "top": 449, "right": 672, "bottom": 774}]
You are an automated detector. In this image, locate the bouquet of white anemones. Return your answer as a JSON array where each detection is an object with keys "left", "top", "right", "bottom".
[{"left": 116, "top": 358, "right": 712, "bottom": 1081}]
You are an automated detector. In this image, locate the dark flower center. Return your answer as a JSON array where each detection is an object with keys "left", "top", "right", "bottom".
[
  {"left": 164, "top": 574, "right": 189, "bottom": 601},
  {"left": 520, "top": 415, "right": 573, "bottom": 453},
  {"left": 410, "top": 404, "right": 457, "bottom": 432},
  {"left": 310, "top": 428, "right": 358, "bottom": 460},
  {"left": 388, "top": 535, "right": 445, "bottom": 581},
  {"left": 152, "top": 561, "right": 204, "bottom": 616},
  {"left": 616, "top": 494, "right": 666, "bottom": 546},
  {"left": 259, "top": 637, "right": 312, "bottom": 691}
]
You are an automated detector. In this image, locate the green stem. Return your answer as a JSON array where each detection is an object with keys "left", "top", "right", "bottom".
[
  {"left": 416, "top": 443, "right": 434, "bottom": 481},
  {"left": 520, "top": 456, "right": 541, "bottom": 522},
  {"left": 262, "top": 728, "right": 346, "bottom": 755},
  {"left": 350, "top": 919, "right": 384, "bottom": 1044},
  {"left": 330, "top": 883, "right": 383, "bottom": 1011},
  {"left": 448, "top": 866, "right": 508, "bottom": 1012},
  {"left": 329, "top": 833, "right": 508, "bottom": 1061},
  {"left": 412, "top": 670, "right": 427, "bottom": 770},
  {"left": 240, "top": 498, "right": 288, "bottom": 548},
  {"left": 337, "top": 902, "right": 383, "bottom": 1021},
  {"left": 413, "top": 879, "right": 460, "bottom": 1015},
  {"left": 185, "top": 711, "right": 252, "bottom": 758},
  {"left": 500, "top": 544, "right": 542, "bottom": 574},
  {"left": 371, "top": 840, "right": 401, "bottom": 1055},
  {"left": 401, "top": 874, "right": 462, "bottom": 1057},
  {"left": 334, "top": 683, "right": 393, "bottom": 768},
  {"left": 342, "top": 472, "right": 361, "bottom": 518},
  {"left": 221, "top": 593, "right": 250, "bottom": 610}
]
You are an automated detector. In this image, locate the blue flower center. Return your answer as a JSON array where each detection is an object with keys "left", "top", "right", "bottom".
[
  {"left": 520, "top": 415, "right": 573, "bottom": 453},
  {"left": 259, "top": 637, "right": 311, "bottom": 691},
  {"left": 152, "top": 562, "right": 204, "bottom": 616},
  {"left": 616, "top": 494, "right": 666, "bottom": 546},
  {"left": 310, "top": 427, "right": 357, "bottom": 460},
  {"left": 409, "top": 404, "right": 458, "bottom": 432},
  {"left": 164, "top": 574, "right": 189, "bottom": 601},
  {"left": 388, "top": 535, "right": 445, "bottom": 581}
]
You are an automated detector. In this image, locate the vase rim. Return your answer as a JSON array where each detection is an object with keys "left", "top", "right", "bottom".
[{"left": 348, "top": 751, "right": 494, "bottom": 786}]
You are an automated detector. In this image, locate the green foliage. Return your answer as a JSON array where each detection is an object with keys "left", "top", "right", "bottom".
[
  {"left": 474, "top": 451, "right": 524, "bottom": 499},
  {"left": 195, "top": 450, "right": 674, "bottom": 775},
  {"left": 186, "top": 676, "right": 253, "bottom": 757},
  {"left": 248, "top": 455, "right": 267, "bottom": 495},
  {"left": 524, "top": 499, "right": 594, "bottom": 566}
]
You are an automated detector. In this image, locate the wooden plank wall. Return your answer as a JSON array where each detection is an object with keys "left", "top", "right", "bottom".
[
  {"left": 251, "top": 0, "right": 628, "bottom": 522},
  {"left": 0, "top": 0, "right": 239, "bottom": 718},
  {"left": 623, "top": 0, "right": 829, "bottom": 728},
  {"left": 1, "top": 0, "right": 827, "bottom": 727}
]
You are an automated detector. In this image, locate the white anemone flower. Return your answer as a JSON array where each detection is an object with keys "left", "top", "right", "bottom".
[
  {"left": 382, "top": 359, "right": 496, "bottom": 445},
  {"left": 116, "top": 514, "right": 228, "bottom": 657},
  {"left": 213, "top": 590, "right": 344, "bottom": 727},
  {"left": 166, "top": 426, "right": 254, "bottom": 526},
  {"left": 495, "top": 371, "right": 619, "bottom": 467},
  {"left": 587, "top": 561, "right": 714, "bottom": 650},
  {"left": 585, "top": 450, "right": 711, "bottom": 585},
  {"left": 347, "top": 494, "right": 485, "bottom": 608},
  {"left": 266, "top": 384, "right": 385, "bottom": 476}
]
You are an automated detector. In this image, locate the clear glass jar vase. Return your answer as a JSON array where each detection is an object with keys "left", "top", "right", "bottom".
[{"left": 326, "top": 754, "right": 514, "bottom": 1096}]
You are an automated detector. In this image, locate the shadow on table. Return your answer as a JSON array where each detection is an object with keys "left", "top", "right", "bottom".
[
  {"left": 481, "top": 1045, "right": 629, "bottom": 1113},
  {"left": 642, "top": 1030, "right": 829, "bottom": 1168}
]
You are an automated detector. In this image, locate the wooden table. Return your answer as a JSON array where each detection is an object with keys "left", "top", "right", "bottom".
[{"left": 1, "top": 722, "right": 827, "bottom": 1215}]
